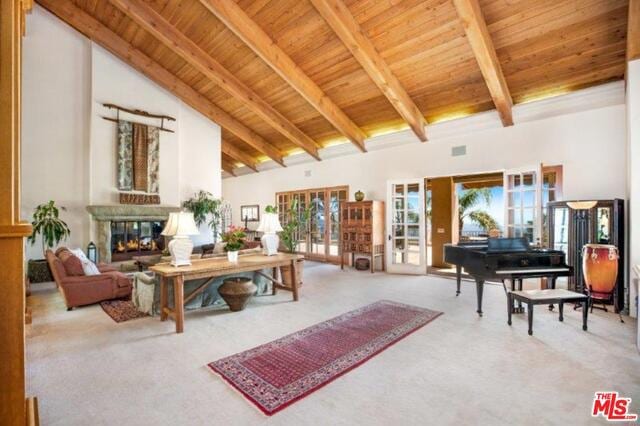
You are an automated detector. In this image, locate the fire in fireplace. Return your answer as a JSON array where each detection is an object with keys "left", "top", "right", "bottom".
[{"left": 111, "top": 220, "right": 165, "bottom": 261}]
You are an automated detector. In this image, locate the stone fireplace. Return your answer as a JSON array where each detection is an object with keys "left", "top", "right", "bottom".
[{"left": 87, "top": 205, "right": 181, "bottom": 263}]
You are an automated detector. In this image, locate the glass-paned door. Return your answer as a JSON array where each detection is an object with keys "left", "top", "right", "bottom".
[
  {"left": 275, "top": 186, "right": 347, "bottom": 262},
  {"left": 309, "top": 191, "right": 326, "bottom": 256},
  {"left": 277, "top": 193, "right": 289, "bottom": 227},
  {"left": 504, "top": 165, "right": 543, "bottom": 245},
  {"left": 291, "top": 192, "right": 307, "bottom": 253},
  {"left": 386, "top": 179, "right": 426, "bottom": 274},
  {"left": 329, "top": 189, "right": 347, "bottom": 257}
]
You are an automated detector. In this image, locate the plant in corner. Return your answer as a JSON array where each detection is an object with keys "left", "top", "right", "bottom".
[
  {"left": 278, "top": 199, "right": 310, "bottom": 288},
  {"left": 27, "top": 200, "right": 71, "bottom": 283},
  {"left": 182, "top": 190, "right": 223, "bottom": 243},
  {"left": 221, "top": 226, "right": 246, "bottom": 262}
]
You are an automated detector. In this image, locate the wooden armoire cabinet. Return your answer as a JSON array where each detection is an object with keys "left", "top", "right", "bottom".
[{"left": 340, "top": 201, "right": 385, "bottom": 273}]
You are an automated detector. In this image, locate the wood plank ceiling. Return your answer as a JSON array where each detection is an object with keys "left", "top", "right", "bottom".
[{"left": 38, "top": 0, "right": 629, "bottom": 176}]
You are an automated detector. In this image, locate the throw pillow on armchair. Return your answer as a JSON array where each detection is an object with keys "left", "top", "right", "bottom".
[
  {"left": 71, "top": 249, "right": 100, "bottom": 275},
  {"left": 62, "top": 254, "right": 84, "bottom": 276}
]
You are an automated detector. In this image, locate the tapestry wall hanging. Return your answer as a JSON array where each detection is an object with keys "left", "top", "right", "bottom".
[{"left": 117, "top": 120, "right": 160, "bottom": 194}]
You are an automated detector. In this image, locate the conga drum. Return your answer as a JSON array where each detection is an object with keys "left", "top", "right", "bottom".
[{"left": 582, "top": 244, "right": 618, "bottom": 309}]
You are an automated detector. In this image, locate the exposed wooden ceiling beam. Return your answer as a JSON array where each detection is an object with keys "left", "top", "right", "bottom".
[
  {"left": 37, "top": 0, "right": 286, "bottom": 167},
  {"left": 199, "top": 0, "right": 367, "bottom": 153},
  {"left": 310, "top": 0, "right": 427, "bottom": 142},
  {"left": 453, "top": 0, "right": 513, "bottom": 127},
  {"left": 628, "top": 0, "right": 640, "bottom": 62},
  {"left": 221, "top": 160, "right": 237, "bottom": 177},
  {"left": 221, "top": 142, "right": 259, "bottom": 172},
  {"left": 109, "top": 0, "right": 321, "bottom": 161}
]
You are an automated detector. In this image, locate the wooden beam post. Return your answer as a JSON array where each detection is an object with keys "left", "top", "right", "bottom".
[
  {"left": 200, "top": 0, "right": 367, "bottom": 152},
  {"left": 37, "top": 0, "right": 286, "bottom": 167},
  {"left": 453, "top": 0, "right": 513, "bottom": 126},
  {"left": 221, "top": 142, "right": 259, "bottom": 172},
  {"left": 0, "top": 0, "right": 33, "bottom": 425},
  {"left": 109, "top": 0, "right": 321, "bottom": 160},
  {"left": 629, "top": 0, "right": 640, "bottom": 62},
  {"left": 310, "top": 0, "right": 427, "bottom": 142}
]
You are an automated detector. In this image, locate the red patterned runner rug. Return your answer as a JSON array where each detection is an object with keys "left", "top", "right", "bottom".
[{"left": 208, "top": 300, "right": 442, "bottom": 415}]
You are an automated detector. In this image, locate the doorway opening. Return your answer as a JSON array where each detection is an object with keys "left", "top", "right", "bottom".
[
  {"left": 426, "top": 172, "right": 503, "bottom": 276},
  {"left": 425, "top": 166, "right": 562, "bottom": 279}
]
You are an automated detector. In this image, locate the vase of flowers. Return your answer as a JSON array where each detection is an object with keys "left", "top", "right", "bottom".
[{"left": 222, "top": 226, "right": 246, "bottom": 262}]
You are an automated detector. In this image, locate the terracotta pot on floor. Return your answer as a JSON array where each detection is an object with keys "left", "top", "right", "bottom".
[
  {"left": 281, "top": 259, "right": 304, "bottom": 289},
  {"left": 218, "top": 277, "right": 257, "bottom": 311}
]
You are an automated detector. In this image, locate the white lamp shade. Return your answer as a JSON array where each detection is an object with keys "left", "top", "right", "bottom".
[
  {"left": 161, "top": 212, "right": 200, "bottom": 236},
  {"left": 256, "top": 212, "right": 283, "bottom": 234},
  {"left": 567, "top": 200, "right": 597, "bottom": 210}
]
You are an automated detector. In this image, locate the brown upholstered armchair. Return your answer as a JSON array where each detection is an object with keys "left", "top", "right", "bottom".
[{"left": 46, "top": 248, "right": 132, "bottom": 310}]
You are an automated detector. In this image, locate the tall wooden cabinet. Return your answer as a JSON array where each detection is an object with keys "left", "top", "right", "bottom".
[{"left": 340, "top": 201, "right": 385, "bottom": 273}]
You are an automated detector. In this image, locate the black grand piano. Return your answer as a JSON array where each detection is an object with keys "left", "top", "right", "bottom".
[{"left": 444, "top": 238, "right": 573, "bottom": 316}]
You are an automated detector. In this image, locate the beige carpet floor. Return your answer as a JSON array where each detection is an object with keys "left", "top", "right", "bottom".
[{"left": 26, "top": 263, "right": 639, "bottom": 425}]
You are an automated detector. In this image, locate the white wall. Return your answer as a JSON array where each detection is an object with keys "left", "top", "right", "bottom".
[
  {"left": 178, "top": 101, "right": 222, "bottom": 246},
  {"left": 89, "top": 45, "right": 181, "bottom": 206},
  {"left": 22, "top": 6, "right": 221, "bottom": 259},
  {"left": 223, "top": 102, "right": 627, "bottom": 223},
  {"left": 21, "top": 5, "right": 91, "bottom": 260},
  {"left": 627, "top": 59, "right": 640, "bottom": 330}
]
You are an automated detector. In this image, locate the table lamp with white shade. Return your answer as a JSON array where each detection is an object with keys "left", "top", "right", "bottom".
[
  {"left": 257, "top": 212, "right": 283, "bottom": 256},
  {"left": 161, "top": 212, "right": 200, "bottom": 266}
]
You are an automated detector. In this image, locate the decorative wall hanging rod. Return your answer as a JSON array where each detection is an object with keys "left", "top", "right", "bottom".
[{"left": 101, "top": 102, "right": 176, "bottom": 133}]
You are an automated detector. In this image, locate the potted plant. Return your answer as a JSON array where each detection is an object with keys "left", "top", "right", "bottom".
[
  {"left": 221, "top": 226, "right": 246, "bottom": 262},
  {"left": 278, "top": 200, "right": 310, "bottom": 289},
  {"left": 27, "top": 200, "right": 71, "bottom": 283},
  {"left": 182, "top": 190, "right": 223, "bottom": 244}
]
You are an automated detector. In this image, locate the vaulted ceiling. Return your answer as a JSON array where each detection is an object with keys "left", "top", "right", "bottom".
[{"left": 37, "top": 0, "right": 631, "bottom": 176}]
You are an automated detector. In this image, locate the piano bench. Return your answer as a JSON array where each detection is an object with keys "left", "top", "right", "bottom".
[{"left": 507, "top": 289, "right": 590, "bottom": 336}]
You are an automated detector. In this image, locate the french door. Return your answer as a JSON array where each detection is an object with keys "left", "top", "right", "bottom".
[
  {"left": 276, "top": 186, "right": 347, "bottom": 262},
  {"left": 386, "top": 179, "right": 426, "bottom": 274},
  {"left": 503, "top": 164, "right": 543, "bottom": 245}
]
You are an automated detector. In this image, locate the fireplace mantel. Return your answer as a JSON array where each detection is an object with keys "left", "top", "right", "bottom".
[
  {"left": 86, "top": 205, "right": 181, "bottom": 221},
  {"left": 87, "top": 205, "right": 181, "bottom": 263}
]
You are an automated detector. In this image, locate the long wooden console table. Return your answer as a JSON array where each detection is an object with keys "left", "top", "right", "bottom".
[{"left": 150, "top": 253, "right": 303, "bottom": 333}]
